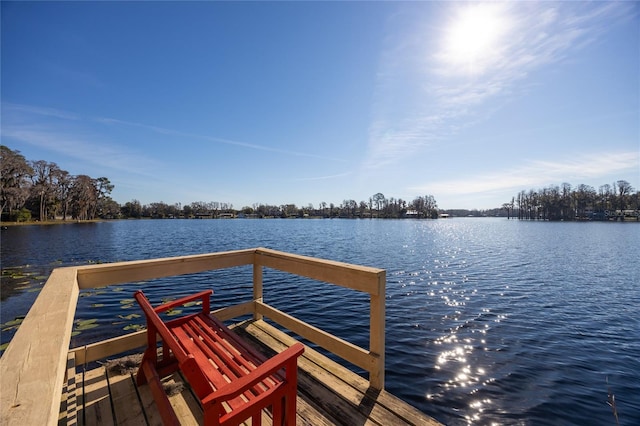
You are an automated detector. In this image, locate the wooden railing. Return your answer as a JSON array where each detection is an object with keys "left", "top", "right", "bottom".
[{"left": 0, "top": 248, "right": 386, "bottom": 426}]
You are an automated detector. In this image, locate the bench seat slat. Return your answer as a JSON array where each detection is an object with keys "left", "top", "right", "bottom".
[
  {"left": 187, "top": 314, "right": 279, "bottom": 387},
  {"left": 172, "top": 322, "right": 258, "bottom": 410},
  {"left": 192, "top": 315, "right": 259, "bottom": 370},
  {"left": 174, "top": 314, "right": 282, "bottom": 412},
  {"left": 181, "top": 317, "right": 253, "bottom": 379}
]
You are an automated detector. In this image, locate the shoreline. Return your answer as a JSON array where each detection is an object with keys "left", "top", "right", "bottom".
[{"left": 1, "top": 219, "right": 104, "bottom": 227}]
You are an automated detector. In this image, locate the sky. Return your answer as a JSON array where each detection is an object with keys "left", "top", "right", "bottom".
[{"left": 1, "top": 1, "right": 638, "bottom": 210}]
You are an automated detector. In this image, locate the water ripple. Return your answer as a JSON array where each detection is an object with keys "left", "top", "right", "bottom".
[{"left": 2, "top": 219, "right": 639, "bottom": 425}]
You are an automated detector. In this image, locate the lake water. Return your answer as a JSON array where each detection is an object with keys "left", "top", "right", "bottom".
[{"left": 1, "top": 218, "right": 639, "bottom": 425}]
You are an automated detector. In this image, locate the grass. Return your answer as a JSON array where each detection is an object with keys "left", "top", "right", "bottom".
[{"left": 606, "top": 377, "right": 620, "bottom": 426}]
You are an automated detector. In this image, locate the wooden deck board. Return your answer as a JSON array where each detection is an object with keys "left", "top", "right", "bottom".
[
  {"left": 134, "top": 376, "right": 165, "bottom": 426},
  {"left": 63, "top": 319, "right": 441, "bottom": 426},
  {"left": 79, "top": 368, "right": 115, "bottom": 426},
  {"left": 234, "top": 320, "right": 440, "bottom": 426},
  {"left": 165, "top": 373, "right": 202, "bottom": 426},
  {"left": 108, "top": 371, "right": 146, "bottom": 426}
]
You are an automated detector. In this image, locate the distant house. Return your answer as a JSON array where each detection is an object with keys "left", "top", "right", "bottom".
[
  {"left": 195, "top": 213, "right": 213, "bottom": 219},
  {"left": 237, "top": 213, "right": 258, "bottom": 219}
]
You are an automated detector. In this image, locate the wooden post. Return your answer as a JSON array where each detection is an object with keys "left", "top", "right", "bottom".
[
  {"left": 369, "top": 270, "right": 386, "bottom": 390},
  {"left": 253, "top": 261, "right": 263, "bottom": 321},
  {"left": 0, "top": 267, "right": 79, "bottom": 426}
]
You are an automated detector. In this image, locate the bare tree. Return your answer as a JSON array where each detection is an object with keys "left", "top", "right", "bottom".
[
  {"left": 575, "top": 184, "right": 596, "bottom": 219},
  {"left": 93, "top": 177, "right": 114, "bottom": 218},
  {"left": 412, "top": 196, "right": 425, "bottom": 218},
  {"left": 30, "top": 160, "right": 62, "bottom": 221},
  {"left": 70, "top": 175, "right": 97, "bottom": 220},
  {"left": 1, "top": 145, "right": 33, "bottom": 218},
  {"left": 372, "top": 193, "right": 385, "bottom": 216},
  {"left": 616, "top": 180, "right": 634, "bottom": 210},
  {"left": 424, "top": 195, "right": 438, "bottom": 218},
  {"left": 56, "top": 169, "right": 72, "bottom": 220}
]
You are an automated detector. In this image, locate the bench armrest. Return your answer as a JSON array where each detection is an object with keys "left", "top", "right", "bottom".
[
  {"left": 152, "top": 290, "right": 212, "bottom": 314},
  {"left": 202, "top": 343, "right": 305, "bottom": 405}
]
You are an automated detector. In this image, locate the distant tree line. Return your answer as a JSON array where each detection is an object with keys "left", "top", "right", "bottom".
[
  {"left": 502, "top": 181, "right": 639, "bottom": 221},
  {"left": 1, "top": 145, "right": 441, "bottom": 222},
  {"left": 1, "top": 145, "right": 117, "bottom": 221},
  {"left": 119, "top": 193, "right": 439, "bottom": 220},
  {"left": 5, "top": 146, "right": 637, "bottom": 223}
]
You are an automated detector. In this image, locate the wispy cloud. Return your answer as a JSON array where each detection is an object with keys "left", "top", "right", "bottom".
[
  {"left": 96, "top": 117, "right": 346, "bottom": 163},
  {"left": 2, "top": 102, "right": 80, "bottom": 120},
  {"left": 409, "top": 151, "right": 640, "bottom": 196},
  {"left": 364, "top": 2, "right": 635, "bottom": 170},
  {"left": 44, "top": 61, "right": 105, "bottom": 89},
  {"left": 2, "top": 102, "right": 346, "bottom": 177},
  {"left": 1, "top": 103, "right": 160, "bottom": 176},
  {"left": 1, "top": 126, "right": 160, "bottom": 177},
  {"left": 290, "top": 171, "right": 352, "bottom": 182}
]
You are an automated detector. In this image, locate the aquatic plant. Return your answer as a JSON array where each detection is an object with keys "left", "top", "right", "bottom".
[{"left": 606, "top": 377, "right": 620, "bottom": 426}]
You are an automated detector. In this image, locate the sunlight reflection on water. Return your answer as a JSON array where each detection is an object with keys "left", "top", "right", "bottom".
[{"left": 387, "top": 219, "right": 640, "bottom": 425}]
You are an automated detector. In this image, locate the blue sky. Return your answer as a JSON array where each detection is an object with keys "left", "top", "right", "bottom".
[{"left": 2, "top": 1, "right": 638, "bottom": 210}]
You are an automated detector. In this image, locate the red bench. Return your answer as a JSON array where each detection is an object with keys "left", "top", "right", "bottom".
[{"left": 134, "top": 290, "right": 304, "bottom": 426}]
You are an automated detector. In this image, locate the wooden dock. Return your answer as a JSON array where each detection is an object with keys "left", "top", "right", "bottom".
[
  {"left": 2, "top": 248, "right": 442, "bottom": 426},
  {"left": 61, "top": 319, "right": 440, "bottom": 425}
]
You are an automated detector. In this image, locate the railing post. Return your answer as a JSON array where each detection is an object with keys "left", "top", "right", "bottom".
[
  {"left": 253, "top": 260, "right": 263, "bottom": 321},
  {"left": 369, "top": 270, "right": 386, "bottom": 390}
]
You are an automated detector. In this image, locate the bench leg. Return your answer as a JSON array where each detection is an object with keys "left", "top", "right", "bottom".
[
  {"left": 140, "top": 358, "right": 181, "bottom": 426},
  {"left": 253, "top": 412, "right": 262, "bottom": 426},
  {"left": 285, "top": 361, "right": 298, "bottom": 426},
  {"left": 136, "top": 350, "right": 151, "bottom": 386},
  {"left": 137, "top": 347, "right": 179, "bottom": 386},
  {"left": 136, "top": 347, "right": 159, "bottom": 386},
  {"left": 272, "top": 397, "right": 283, "bottom": 426},
  {"left": 285, "top": 391, "right": 296, "bottom": 426},
  {"left": 203, "top": 403, "right": 222, "bottom": 426}
]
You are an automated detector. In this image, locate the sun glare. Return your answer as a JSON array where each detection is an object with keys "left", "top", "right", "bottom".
[{"left": 440, "top": 4, "right": 511, "bottom": 74}]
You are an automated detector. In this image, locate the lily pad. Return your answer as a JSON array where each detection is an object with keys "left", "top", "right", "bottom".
[
  {"left": 75, "top": 319, "right": 99, "bottom": 331},
  {"left": 91, "top": 303, "right": 105, "bottom": 308},
  {"left": 2, "top": 317, "right": 25, "bottom": 331},
  {"left": 120, "top": 298, "right": 135, "bottom": 305},
  {"left": 166, "top": 309, "right": 182, "bottom": 316},
  {"left": 118, "top": 314, "right": 140, "bottom": 320},
  {"left": 0, "top": 342, "right": 9, "bottom": 351},
  {"left": 75, "top": 323, "right": 99, "bottom": 331},
  {"left": 123, "top": 324, "right": 144, "bottom": 331}
]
